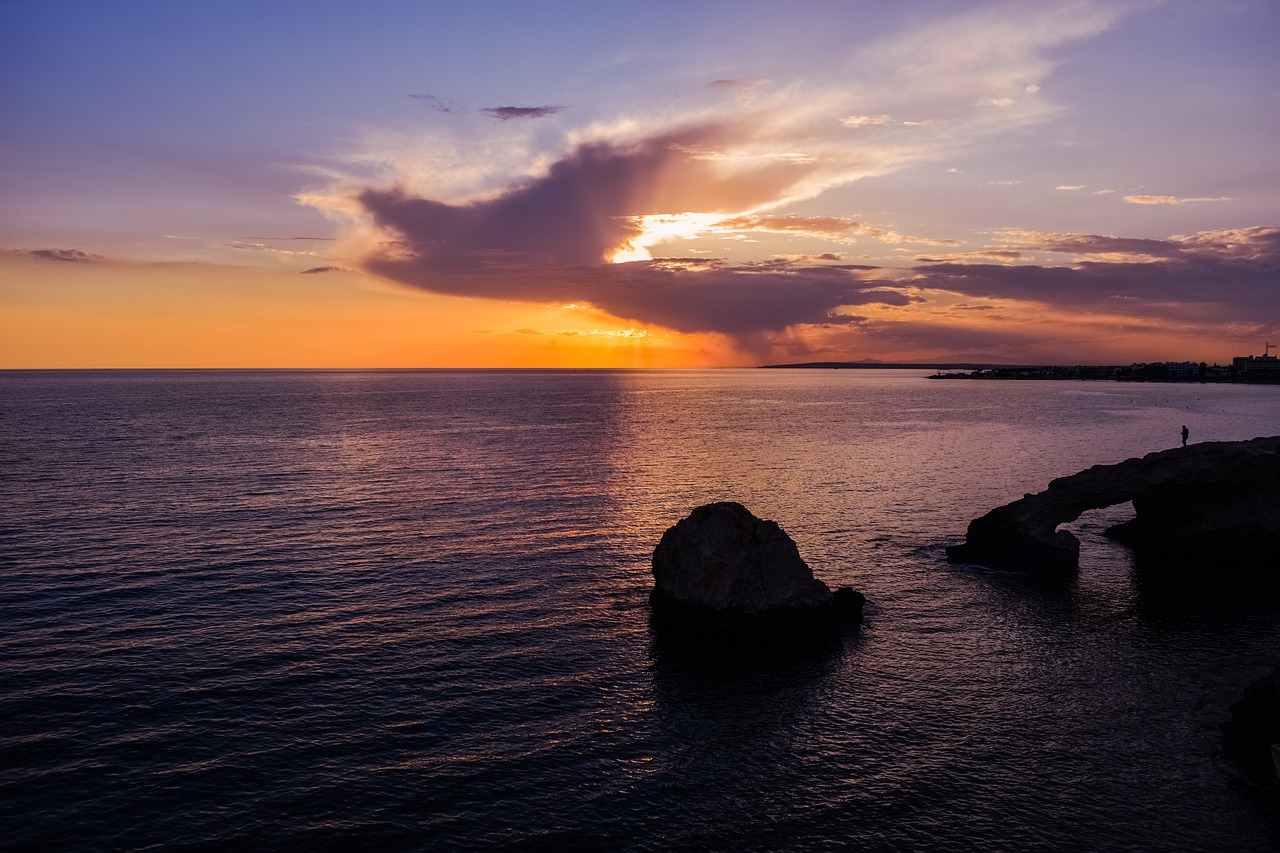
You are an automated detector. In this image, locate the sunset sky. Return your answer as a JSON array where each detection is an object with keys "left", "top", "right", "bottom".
[{"left": 3, "top": 0, "right": 1277, "bottom": 367}]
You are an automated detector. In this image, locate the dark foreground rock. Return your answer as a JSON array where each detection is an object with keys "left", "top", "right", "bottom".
[
  {"left": 1223, "top": 669, "right": 1280, "bottom": 798},
  {"left": 651, "top": 502, "right": 863, "bottom": 641},
  {"left": 946, "top": 436, "right": 1280, "bottom": 574}
]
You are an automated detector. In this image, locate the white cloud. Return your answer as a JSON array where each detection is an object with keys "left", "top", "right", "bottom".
[{"left": 841, "top": 114, "right": 893, "bottom": 127}]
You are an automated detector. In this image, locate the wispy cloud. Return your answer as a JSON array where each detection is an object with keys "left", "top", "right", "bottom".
[
  {"left": 408, "top": 93, "right": 462, "bottom": 113},
  {"left": 246, "top": 236, "right": 336, "bottom": 241},
  {"left": 300, "top": 266, "right": 345, "bottom": 274},
  {"left": 481, "top": 105, "right": 568, "bottom": 121},
  {"left": 840, "top": 114, "right": 894, "bottom": 127},
  {"left": 915, "top": 249, "right": 1024, "bottom": 263},
  {"left": 25, "top": 248, "right": 99, "bottom": 263},
  {"left": 226, "top": 241, "right": 317, "bottom": 256},
  {"left": 709, "top": 78, "right": 769, "bottom": 92},
  {"left": 1124, "top": 194, "right": 1231, "bottom": 205},
  {"left": 714, "top": 214, "right": 957, "bottom": 246}
]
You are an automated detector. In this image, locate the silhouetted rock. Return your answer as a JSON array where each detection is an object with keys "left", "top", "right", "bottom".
[
  {"left": 832, "top": 586, "right": 866, "bottom": 619},
  {"left": 651, "top": 501, "right": 862, "bottom": 640},
  {"left": 946, "top": 436, "right": 1280, "bottom": 574},
  {"left": 1223, "top": 669, "right": 1280, "bottom": 796}
]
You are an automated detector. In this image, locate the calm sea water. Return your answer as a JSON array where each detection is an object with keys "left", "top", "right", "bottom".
[{"left": 2, "top": 368, "right": 1278, "bottom": 851}]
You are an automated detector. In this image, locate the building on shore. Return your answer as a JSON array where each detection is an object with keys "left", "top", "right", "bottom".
[{"left": 1233, "top": 344, "right": 1280, "bottom": 381}]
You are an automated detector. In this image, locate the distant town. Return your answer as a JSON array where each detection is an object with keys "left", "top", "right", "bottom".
[{"left": 763, "top": 345, "right": 1280, "bottom": 383}]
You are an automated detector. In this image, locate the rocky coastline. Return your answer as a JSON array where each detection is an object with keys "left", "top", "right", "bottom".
[{"left": 946, "top": 436, "right": 1280, "bottom": 575}]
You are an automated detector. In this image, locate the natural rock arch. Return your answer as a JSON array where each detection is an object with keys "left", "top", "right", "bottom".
[{"left": 946, "top": 436, "right": 1280, "bottom": 574}]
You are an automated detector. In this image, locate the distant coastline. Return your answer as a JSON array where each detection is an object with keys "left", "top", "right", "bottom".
[
  {"left": 761, "top": 359, "right": 1280, "bottom": 383},
  {"left": 760, "top": 361, "right": 994, "bottom": 370}
]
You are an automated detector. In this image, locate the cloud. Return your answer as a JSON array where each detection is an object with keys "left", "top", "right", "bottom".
[
  {"left": 1124, "top": 194, "right": 1180, "bottom": 205},
  {"left": 997, "top": 227, "right": 1278, "bottom": 262},
  {"left": 301, "top": 265, "right": 344, "bottom": 274},
  {"left": 408, "top": 93, "right": 461, "bottom": 113},
  {"left": 246, "top": 236, "right": 336, "bottom": 241},
  {"left": 363, "top": 250, "right": 904, "bottom": 337},
  {"left": 26, "top": 248, "right": 98, "bottom": 263},
  {"left": 307, "top": 1, "right": 1164, "bottom": 342},
  {"left": 841, "top": 114, "right": 893, "bottom": 127},
  {"left": 911, "top": 227, "right": 1280, "bottom": 323},
  {"left": 1123, "top": 194, "right": 1231, "bottom": 205},
  {"left": 1055, "top": 185, "right": 1084, "bottom": 191},
  {"left": 714, "top": 214, "right": 958, "bottom": 246},
  {"left": 915, "top": 249, "right": 1024, "bottom": 263},
  {"left": 709, "top": 78, "right": 769, "bottom": 92},
  {"left": 504, "top": 326, "right": 657, "bottom": 341},
  {"left": 226, "top": 241, "right": 317, "bottom": 256},
  {"left": 481, "top": 105, "right": 567, "bottom": 121}
]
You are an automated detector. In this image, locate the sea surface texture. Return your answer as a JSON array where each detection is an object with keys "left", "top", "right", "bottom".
[{"left": 2, "top": 369, "right": 1278, "bottom": 851}]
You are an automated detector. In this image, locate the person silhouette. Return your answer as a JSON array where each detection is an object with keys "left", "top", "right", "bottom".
[{"left": 1181, "top": 425, "right": 1189, "bottom": 447}]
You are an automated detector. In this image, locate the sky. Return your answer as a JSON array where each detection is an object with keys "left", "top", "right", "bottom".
[{"left": 2, "top": 0, "right": 1277, "bottom": 368}]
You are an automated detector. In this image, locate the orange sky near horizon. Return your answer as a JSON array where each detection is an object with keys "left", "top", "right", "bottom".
[
  {"left": 0, "top": 257, "right": 731, "bottom": 369},
  {"left": 2, "top": 251, "right": 1255, "bottom": 369}
]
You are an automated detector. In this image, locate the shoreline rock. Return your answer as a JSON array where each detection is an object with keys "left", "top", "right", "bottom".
[
  {"left": 650, "top": 501, "right": 863, "bottom": 641},
  {"left": 1223, "top": 669, "right": 1280, "bottom": 799},
  {"left": 946, "top": 436, "right": 1280, "bottom": 574}
]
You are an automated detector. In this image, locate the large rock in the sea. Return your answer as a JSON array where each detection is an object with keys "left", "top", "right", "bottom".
[
  {"left": 651, "top": 501, "right": 863, "bottom": 638},
  {"left": 946, "top": 436, "right": 1280, "bottom": 574}
]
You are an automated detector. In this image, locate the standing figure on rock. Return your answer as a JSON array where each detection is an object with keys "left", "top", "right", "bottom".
[{"left": 1181, "top": 425, "right": 1189, "bottom": 447}]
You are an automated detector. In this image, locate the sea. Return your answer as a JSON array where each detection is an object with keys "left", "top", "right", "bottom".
[{"left": 2, "top": 368, "right": 1278, "bottom": 851}]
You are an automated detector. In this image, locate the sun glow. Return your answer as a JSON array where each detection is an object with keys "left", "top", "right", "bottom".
[{"left": 608, "top": 212, "right": 726, "bottom": 263}]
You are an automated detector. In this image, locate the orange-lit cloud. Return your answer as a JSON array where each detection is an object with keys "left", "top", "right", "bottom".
[
  {"left": 713, "top": 215, "right": 958, "bottom": 246},
  {"left": 1123, "top": 194, "right": 1231, "bottom": 205}
]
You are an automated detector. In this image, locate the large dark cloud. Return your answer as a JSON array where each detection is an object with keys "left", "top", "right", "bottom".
[
  {"left": 365, "top": 249, "right": 898, "bottom": 335},
  {"left": 358, "top": 123, "right": 817, "bottom": 267},
  {"left": 352, "top": 113, "right": 1279, "bottom": 340},
  {"left": 354, "top": 125, "right": 909, "bottom": 335},
  {"left": 589, "top": 262, "right": 904, "bottom": 334},
  {"left": 913, "top": 227, "right": 1280, "bottom": 323}
]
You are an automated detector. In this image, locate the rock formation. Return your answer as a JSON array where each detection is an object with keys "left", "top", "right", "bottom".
[
  {"left": 1223, "top": 669, "right": 1280, "bottom": 796},
  {"left": 651, "top": 501, "right": 863, "bottom": 639},
  {"left": 946, "top": 436, "right": 1280, "bottom": 574}
]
